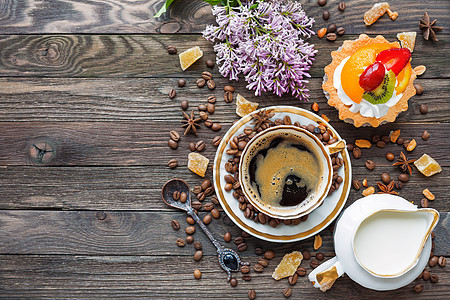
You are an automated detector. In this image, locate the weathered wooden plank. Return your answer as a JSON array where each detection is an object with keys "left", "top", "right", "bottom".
[
  {"left": 0, "top": 166, "right": 448, "bottom": 211},
  {"left": 0, "top": 121, "right": 447, "bottom": 166},
  {"left": 0, "top": 210, "right": 447, "bottom": 256},
  {"left": 0, "top": 0, "right": 449, "bottom": 35},
  {"left": 0, "top": 254, "right": 449, "bottom": 299},
  {"left": 0, "top": 77, "right": 448, "bottom": 123},
  {"left": 0, "top": 34, "right": 448, "bottom": 79}
]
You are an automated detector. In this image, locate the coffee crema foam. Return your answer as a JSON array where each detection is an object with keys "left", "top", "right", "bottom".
[{"left": 244, "top": 134, "right": 323, "bottom": 208}]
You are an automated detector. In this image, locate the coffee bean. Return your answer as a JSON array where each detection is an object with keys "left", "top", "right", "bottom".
[
  {"left": 201, "top": 71, "right": 212, "bottom": 81},
  {"left": 241, "top": 265, "right": 250, "bottom": 274},
  {"left": 211, "top": 123, "right": 221, "bottom": 131},
  {"left": 398, "top": 173, "right": 409, "bottom": 183},
  {"left": 288, "top": 273, "right": 298, "bottom": 285},
  {"left": 197, "top": 104, "right": 206, "bottom": 112},
  {"left": 173, "top": 191, "right": 180, "bottom": 200},
  {"left": 171, "top": 220, "right": 180, "bottom": 230},
  {"left": 310, "top": 260, "right": 320, "bottom": 268},
  {"left": 194, "top": 241, "right": 202, "bottom": 250},
  {"left": 397, "top": 137, "right": 404, "bottom": 145},
  {"left": 206, "top": 59, "right": 214, "bottom": 68},
  {"left": 230, "top": 278, "right": 238, "bottom": 287},
  {"left": 223, "top": 85, "right": 235, "bottom": 93},
  {"left": 207, "top": 79, "right": 216, "bottom": 90},
  {"left": 413, "top": 284, "right": 423, "bottom": 293},
  {"left": 169, "top": 130, "right": 180, "bottom": 142},
  {"left": 224, "top": 232, "right": 232, "bottom": 242},
  {"left": 176, "top": 238, "right": 185, "bottom": 247},
  {"left": 196, "top": 78, "right": 206, "bottom": 88},
  {"left": 403, "top": 139, "right": 411, "bottom": 149},
  {"left": 327, "top": 24, "right": 336, "bottom": 33},
  {"left": 188, "top": 142, "right": 196, "bottom": 152},
  {"left": 194, "top": 269, "right": 202, "bottom": 279},
  {"left": 186, "top": 226, "right": 196, "bottom": 235},
  {"left": 423, "top": 270, "right": 431, "bottom": 280},
  {"left": 167, "top": 46, "right": 177, "bottom": 54},
  {"left": 168, "top": 159, "right": 178, "bottom": 169},
  {"left": 394, "top": 180, "right": 403, "bottom": 190},
  {"left": 438, "top": 256, "right": 446, "bottom": 267},
  {"left": 422, "top": 130, "right": 430, "bottom": 140},
  {"left": 352, "top": 147, "right": 362, "bottom": 159},
  {"left": 258, "top": 258, "right": 269, "bottom": 267},
  {"left": 381, "top": 173, "right": 390, "bottom": 184},
  {"left": 211, "top": 209, "right": 220, "bottom": 219},
  {"left": 414, "top": 83, "right": 424, "bottom": 95},
  {"left": 253, "top": 264, "right": 264, "bottom": 273},
  {"left": 430, "top": 274, "right": 439, "bottom": 283},
  {"left": 207, "top": 96, "right": 216, "bottom": 104},
  {"left": 168, "top": 88, "right": 176, "bottom": 99},
  {"left": 365, "top": 160, "right": 376, "bottom": 170},
  {"left": 323, "top": 10, "right": 330, "bottom": 20},
  {"left": 195, "top": 140, "right": 205, "bottom": 152},
  {"left": 386, "top": 153, "right": 395, "bottom": 161},
  {"left": 234, "top": 236, "right": 244, "bottom": 245},
  {"left": 429, "top": 256, "right": 438, "bottom": 267},
  {"left": 316, "top": 252, "right": 325, "bottom": 261},
  {"left": 326, "top": 33, "right": 337, "bottom": 41},
  {"left": 187, "top": 216, "right": 195, "bottom": 225},
  {"left": 336, "top": 27, "right": 345, "bottom": 35},
  {"left": 203, "top": 214, "right": 212, "bottom": 225},
  {"left": 204, "top": 119, "right": 213, "bottom": 127},
  {"left": 237, "top": 243, "right": 248, "bottom": 252},
  {"left": 168, "top": 139, "right": 178, "bottom": 150},
  {"left": 202, "top": 202, "right": 213, "bottom": 211},
  {"left": 420, "top": 198, "right": 429, "bottom": 208},
  {"left": 192, "top": 186, "right": 202, "bottom": 195},
  {"left": 224, "top": 91, "right": 233, "bottom": 103},
  {"left": 248, "top": 289, "right": 256, "bottom": 300},
  {"left": 181, "top": 100, "right": 189, "bottom": 110},
  {"left": 180, "top": 192, "right": 187, "bottom": 203},
  {"left": 255, "top": 247, "right": 264, "bottom": 255},
  {"left": 194, "top": 250, "right": 203, "bottom": 261},
  {"left": 199, "top": 180, "right": 210, "bottom": 191},
  {"left": 264, "top": 250, "right": 275, "bottom": 260},
  {"left": 243, "top": 274, "right": 252, "bottom": 281},
  {"left": 178, "top": 79, "right": 186, "bottom": 87},
  {"left": 420, "top": 104, "right": 428, "bottom": 114},
  {"left": 318, "top": 0, "right": 327, "bottom": 6},
  {"left": 381, "top": 135, "right": 390, "bottom": 144},
  {"left": 302, "top": 250, "right": 311, "bottom": 260},
  {"left": 198, "top": 111, "right": 207, "bottom": 121},
  {"left": 297, "top": 267, "right": 307, "bottom": 276},
  {"left": 283, "top": 287, "right": 292, "bottom": 298},
  {"left": 376, "top": 141, "right": 386, "bottom": 148},
  {"left": 338, "top": 2, "right": 346, "bottom": 11},
  {"left": 212, "top": 136, "right": 222, "bottom": 147},
  {"left": 186, "top": 235, "right": 194, "bottom": 244}
]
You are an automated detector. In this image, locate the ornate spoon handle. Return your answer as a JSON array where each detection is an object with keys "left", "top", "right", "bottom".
[{"left": 187, "top": 207, "right": 223, "bottom": 251}]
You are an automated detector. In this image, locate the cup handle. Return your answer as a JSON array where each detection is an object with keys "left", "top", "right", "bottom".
[
  {"left": 325, "top": 140, "right": 346, "bottom": 155},
  {"left": 308, "top": 257, "right": 345, "bottom": 290}
]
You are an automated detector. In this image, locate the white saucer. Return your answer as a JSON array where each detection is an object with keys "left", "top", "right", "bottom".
[
  {"left": 334, "top": 194, "right": 432, "bottom": 291},
  {"left": 213, "top": 106, "right": 352, "bottom": 242}
]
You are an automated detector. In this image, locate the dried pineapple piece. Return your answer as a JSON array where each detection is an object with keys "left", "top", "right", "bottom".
[
  {"left": 397, "top": 32, "right": 416, "bottom": 52},
  {"left": 188, "top": 152, "right": 209, "bottom": 177},
  {"left": 364, "top": 2, "right": 389, "bottom": 26},
  {"left": 179, "top": 46, "right": 203, "bottom": 71},
  {"left": 272, "top": 251, "right": 303, "bottom": 280},
  {"left": 414, "top": 154, "right": 442, "bottom": 177},
  {"left": 235, "top": 94, "right": 259, "bottom": 117}
]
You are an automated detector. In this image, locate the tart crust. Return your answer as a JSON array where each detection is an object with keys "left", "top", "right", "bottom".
[{"left": 323, "top": 34, "right": 417, "bottom": 127}]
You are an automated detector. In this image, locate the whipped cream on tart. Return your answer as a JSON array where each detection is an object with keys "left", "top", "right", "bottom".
[{"left": 323, "top": 34, "right": 417, "bottom": 127}]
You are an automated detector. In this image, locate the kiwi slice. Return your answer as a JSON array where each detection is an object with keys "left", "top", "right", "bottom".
[{"left": 362, "top": 70, "right": 396, "bottom": 104}]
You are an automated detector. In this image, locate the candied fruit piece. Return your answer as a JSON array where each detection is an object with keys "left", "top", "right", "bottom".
[
  {"left": 397, "top": 32, "right": 416, "bottom": 52},
  {"left": 364, "top": 2, "right": 389, "bottom": 26},
  {"left": 272, "top": 251, "right": 303, "bottom": 280},
  {"left": 179, "top": 46, "right": 203, "bottom": 71},
  {"left": 414, "top": 154, "right": 442, "bottom": 177},
  {"left": 236, "top": 94, "right": 259, "bottom": 117},
  {"left": 188, "top": 152, "right": 209, "bottom": 177}
]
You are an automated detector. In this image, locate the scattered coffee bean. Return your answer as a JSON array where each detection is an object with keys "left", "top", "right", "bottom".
[
  {"left": 207, "top": 79, "right": 216, "bottom": 90},
  {"left": 422, "top": 130, "right": 430, "bottom": 141},
  {"left": 338, "top": 2, "right": 346, "bottom": 11},
  {"left": 420, "top": 104, "right": 428, "bottom": 114},
  {"left": 241, "top": 265, "right": 250, "bottom": 274},
  {"left": 376, "top": 141, "right": 386, "bottom": 148},
  {"left": 353, "top": 147, "right": 362, "bottom": 159},
  {"left": 167, "top": 46, "right": 177, "bottom": 54},
  {"left": 397, "top": 137, "right": 404, "bottom": 145},
  {"left": 403, "top": 139, "right": 411, "bottom": 149},
  {"left": 423, "top": 270, "right": 431, "bottom": 280},
  {"left": 297, "top": 267, "right": 307, "bottom": 276},
  {"left": 196, "top": 78, "right": 206, "bottom": 88},
  {"left": 264, "top": 250, "right": 275, "bottom": 260},
  {"left": 237, "top": 243, "right": 248, "bottom": 252},
  {"left": 258, "top": 258, "right": 269, "bottom": 267},
  {"left": 207, "top": 103, "right": 215, "bottom": 114},
  {"left": 421, "top": 198, "right": 429, "bottom": 208},
  {"left": 186, "top": 226, "right": 196, "bottom": 235},
  {"left": 248, "top": 289, "right": 256, "bottom": 300},
  {"left": 201, "top": 71, "right": 212, "bottom": 80},
  {"left": 318, "top": 0, "right": 327, "bottom": 6},
  {"left": 206, "top": 59, "right": 214, "bottom": 68},
  {"left": 365, "top": 160, "right": 376, "bottom": 170},
  {"left": 316, "top": 252, "right": 325, "bottom": 261},
  {"left": 211, "top": 123, "right": 221, "bottom": 131},
  {"left": 203, "top": 202, "right": 214, "bottom": 211},
  {"left": 381, "top": 173, "right": 390, "bottom": 184},
  {"left": 207, "top": 96, "right": 216, "bottom": 104},
  {"left": 398, "top": 173, "right": 409, "bottom": 183},
  {"left": 178, "top": 79, "right": 186, "bottom": 87},
  {"left": 230, "top": 278, "right": 238, "bottom": 287},
  {"left": 243, "top": 274, "right": 252, "bottom": 281},
  {"left": 386, "top": 153, "right": 395, "bottom": 161},
  {"left": 194, "top": 250, "right": 203, "bottom": 261},
  {"left": 438, "top": 256, "right": 446, "bottom": 267},
  {"left": 200, "top": 179, "right": 211, "bottom": 190},
  {"left": 413, "top": 284, "right": 423, "bottom": 293},
  {"left": 253, "top": 263, "right": 264, "bottom": 273},
  {"left": 224, "top": 232, "right": 232, "bottom": 242},
  {"left": 168, "top": 139, "right": 178, "bottom": 150},
  {"left": 180, "top": 192, "right": 187, "bottom": 203},
  {"left": 191, "top": 201, "right": 202, "bottom": 210},
  {"left": 198, "top": 104, "right": 207, "bottom": 111},
  {"left": 336, "top": 27, "right": 345, "bottom": 35},
  {"left": 346, "top": 143, "right": 354, "bottom": 151},
  {"left": 213, "top": 136, "right": 222, "bottom": 146},
  {"left": 234, "top": 236, "right": 244, "bottom": 245},
  {"left": 414, "top": 83, "right": 424, "bottom": 95},
  {"left": 302, "top": 250, "right": 311, "bottom": 260},
  {"left": 194, "top": 269, "right": 202, "bottom": 279},
  {"left": 195, "top": 140, "right": 205, "bottom": 152},
  {"left": 194, "top": 241, "right": 202, "bottom": 250},
  {"left": 181, "top": 100, "right": 189, "bottom": 110},
  {"left": 192, "top": 185, "right": 202, "bottom": 194},
  {"left": 198, "top": 111, "right": 207, "bottom": 121},
  {"left": 169, "top": 130, "right": 180, "bottom": 142},
  {"left": 187, "top": 216, "right": 195, "bottom": 225},
  {"left": 430, "top": 274, "right": 439, "bottom": 283},
  {"left": 224, "top": 91, "right": 233, "bottom": 103},
  {"left": 171, "top": 219, "right": 180, "bottom": 230},
  {"left": 224, "top": 85, "right": 235, "bottom": 93},
  {"left": 189, "top": 142, "right": 196, "bottom": 152},
  {"left": 288, "top": 273, "right": 298, "bottom": 285},
  {"left": 168, "top": 159, "right": 178, "bottom": 169},
  {"left": 283, "top": 287, "right": 292, "bottom": 298},
  {"left": 168, "top": 88, "right": 176, "bottom": 99},
  {"left": 395, "top": 181, "right": 403, "bottom": 190},
  {"left": 429, "top": 256, "right": 438, "bottom": 267},
  {"left": 211, "top": 208, "right": 220, "bottom": 219},
  {"left": 176, "top": 238, "right": 185, "bottom": 247},
  {"left": 326, "top": 32, "right": 337, "bottom": 41},
  {"left": 203, "top": 214, "right": 212, "bottom": 225},
  {"left": 310, "top": 260, "right": 320, "bottom": 268},
  {"left": 255, "top": 248, "right": 264, "bottom": 255},
  {"left": 327, "top": 24, "right": 337, "bottom": 33},
  {"left": 323, "top": 10, "right": 330, "bottom": 20},
  {"left": 186, "top": 235, "right": 194, "bottom": 244}
]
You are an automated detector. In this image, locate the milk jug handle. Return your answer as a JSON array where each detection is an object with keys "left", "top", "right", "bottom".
[{"left": 308, "top": 257, "right": 344, "bottom": 289}]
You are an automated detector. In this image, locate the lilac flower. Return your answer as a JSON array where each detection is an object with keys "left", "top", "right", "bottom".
[{"left": 203, "top": 0, "right": 317, "bottom": 101}]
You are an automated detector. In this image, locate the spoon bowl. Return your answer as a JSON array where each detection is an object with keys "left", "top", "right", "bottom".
[{"left": 161, "top": 178, "right": 191, "bottom": 211}]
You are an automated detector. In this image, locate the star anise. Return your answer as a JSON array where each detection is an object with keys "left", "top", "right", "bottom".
[
  {"left": 181, "top": 110, "right": 201, "bottom": 136},
  {"left": 393, "top": 151, "right": 416, "bottom": 175},
  {"left": 250, "top": 109, "right": 275, "bottom": 130},
  {"left": 419, "top": 12, "right": 443, "bottom": 42},
  {"left": 377, "top": 180, "right": 399, "bottom": 195}
]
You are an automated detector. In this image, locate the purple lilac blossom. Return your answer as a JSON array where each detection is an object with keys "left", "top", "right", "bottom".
[{"left": 203, "top": 0, "right": 317, "bottom": 101}]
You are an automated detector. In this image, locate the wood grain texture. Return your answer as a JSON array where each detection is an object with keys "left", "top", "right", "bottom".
[
  {"left": 0, "top": 254, "right": 449, "bottom": 299},
  {"left": 0, "top": 77, "right": 448, "bottom": 122},
  {"left": 0, "top": 34, "right": 448, "bottom": 79},
  {"left": 0, "top": 0, "right": 449, "bottom": 35},
  {"left": 0, "top": 210, "right": 447, "bottom": 256}
]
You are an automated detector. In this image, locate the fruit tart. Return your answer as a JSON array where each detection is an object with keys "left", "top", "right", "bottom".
[{"left": 323, "top": 34, "right": 417, "bottom": 127}]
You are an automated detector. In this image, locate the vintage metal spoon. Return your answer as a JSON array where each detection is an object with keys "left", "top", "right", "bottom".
[{"left": 162, "top": 178, "right": 248, "bottom": 281}]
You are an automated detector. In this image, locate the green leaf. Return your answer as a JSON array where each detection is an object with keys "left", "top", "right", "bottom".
[{"left": 154, "top": 0, "right": 176, "bottom": 18}]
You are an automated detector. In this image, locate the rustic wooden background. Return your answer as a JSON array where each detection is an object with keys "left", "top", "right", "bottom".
[{"left": 0, "top": 0, "right": 448, "bottom": 298}]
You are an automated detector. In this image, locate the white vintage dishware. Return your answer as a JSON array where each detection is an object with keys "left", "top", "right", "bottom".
[{"left": 309, "top": 194, "right": 439, "bottom": 291}]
